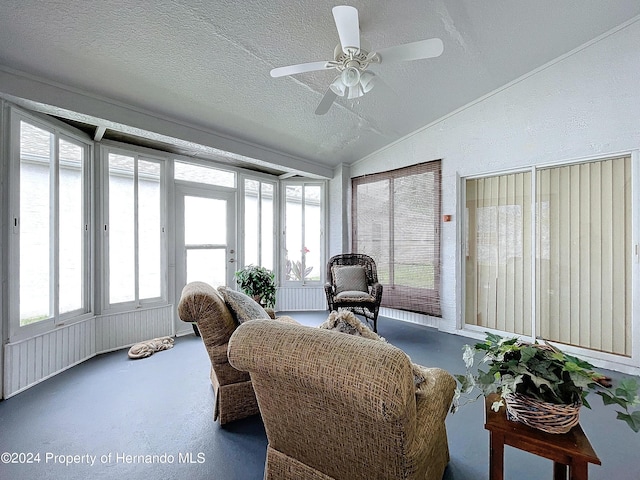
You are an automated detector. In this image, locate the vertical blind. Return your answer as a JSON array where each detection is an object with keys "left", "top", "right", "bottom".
[
  {"left": 352, "top": 161, "right": 441, "bottom": 316},
  {"left": 465, "top": 155, "right": 631, "bottom": 356},
  {"left": 465, "top": 171, "right": 533, "bottom": 336},
  {"left": 536, "top": 157, "right": 631, "bottom": 356}
]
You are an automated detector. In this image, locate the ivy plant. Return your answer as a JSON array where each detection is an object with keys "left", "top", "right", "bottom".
[{"left": 451, "top": 333, "right": 640, "bottom": 432}]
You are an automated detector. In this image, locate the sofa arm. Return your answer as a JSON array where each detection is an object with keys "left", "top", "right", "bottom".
[
  {"left": 414, "top": 366, "right": 456, "bottom": 422},
  {"left": 178, "top": 281, "right": 236, "bottom": 346}
]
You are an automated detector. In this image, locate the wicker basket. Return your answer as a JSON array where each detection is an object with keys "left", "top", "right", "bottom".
[{"left": 504, "top": 392, "right": 581, "bottom": 434}]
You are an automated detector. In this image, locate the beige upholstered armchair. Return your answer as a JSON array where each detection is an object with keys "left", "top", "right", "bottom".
[
  {"left": 178, "top": 281, "right": 299, "bottom": 425},
  {"left": 177, "top": 281, "right": 260, "bottom": 425},
  {"left": 324, "top": 253, "right": 383, "bottom": 332},
  {"left": 228, "top": 319, "right": 456, "bottom": 480}
]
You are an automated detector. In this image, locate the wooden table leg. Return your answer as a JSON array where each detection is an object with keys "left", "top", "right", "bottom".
[
  {"left": 553, "top": 462, "right": 568, "bottom": 480},
  {"left": 489, "top": 431, "right": 505, "bottom": 480},
  {"left": 569, "top": 461, "right": 588, "bottom": 480}
]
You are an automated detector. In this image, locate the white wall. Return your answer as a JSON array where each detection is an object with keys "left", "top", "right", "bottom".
[
  {"left": 328, "top": 163, "right": 351, "bottom": 258},
  {"left": 350, "top": 19, "right": 640, "bottom": 338}
]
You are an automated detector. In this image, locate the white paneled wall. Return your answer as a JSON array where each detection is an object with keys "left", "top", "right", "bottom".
[
  {"left": 277, "top": 286, "right": 326, "bottom": 311},
  {"left": 4, "top": 319, "right": 96, "bottom": 397},
  {"left": 3, "top": 305, "right": 174, "bottom": 398},
  {"left": 95, "top": 305, "right": 174, "bottom": 353},
  {"left": 380, "top": 308, "right": 440, "bottom": 329}
]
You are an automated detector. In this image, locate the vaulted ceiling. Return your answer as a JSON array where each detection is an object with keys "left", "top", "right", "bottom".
[{"left": 1, "top": 1, "right": 639, "bottom": 177}]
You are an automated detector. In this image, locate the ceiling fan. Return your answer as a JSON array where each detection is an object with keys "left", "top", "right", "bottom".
[{"left": 270, "top": 5, "right": 444, "bottom": 115}]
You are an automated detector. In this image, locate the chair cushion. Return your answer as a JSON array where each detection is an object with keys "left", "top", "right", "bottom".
[
  {"left": 335, "top": 291, "right": 375, "bottom": 301},
  {"left": 332, "top": 265, "right": 368, "bottom": 294},
  {"left": 218, "top": 286, "right": 270, "bottom": 324}
]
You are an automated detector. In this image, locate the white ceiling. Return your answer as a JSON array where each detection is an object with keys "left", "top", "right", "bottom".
[{"left": 1, "top": 1, "right": 639, "bottom": 176}]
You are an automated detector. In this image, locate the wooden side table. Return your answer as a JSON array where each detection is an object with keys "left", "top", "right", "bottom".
[{"left": 484, "top": 394, "right": 601, "bottom": 480}]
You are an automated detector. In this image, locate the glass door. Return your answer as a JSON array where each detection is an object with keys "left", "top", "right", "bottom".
[{"left": 175, "top": 187, "right": 236, "bottom": 318}]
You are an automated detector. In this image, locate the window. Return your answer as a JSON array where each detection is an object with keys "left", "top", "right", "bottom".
[
  {"left": 283, "top": 182, "right": 324, "bottom": 283},
  {"left": 105, "top": 149, "right": 164, "bottom": 307},
  {"left": 243, "top": 178, "right": 275, "bottom": 270},
  {"left": 465, "top": 156, "right": 632, "bottom": 356},
  {"left": 174, "top": 161, "right": 235, "bottom": 188},
  {"left": 352, "top": 161, "right": 442, "bottom": 316},
  {"left": 12, "top": 115, "right": 90, "bottom": 331}
]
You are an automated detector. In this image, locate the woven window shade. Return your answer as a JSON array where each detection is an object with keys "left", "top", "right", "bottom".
[{"left": 352, "top": 161, "right": 441, "bottom": 316}]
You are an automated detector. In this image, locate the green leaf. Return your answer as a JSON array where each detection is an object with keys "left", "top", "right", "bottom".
[
  {"left": 528, "top": 373, "right": 555, "bottom": 391},
  {"left": 568, "top": 371, "right": 594, "bottom": 390},
  {"left": 596, "top": 391, "right": 628, "bottom": 408},
  {"left": 563, "top": 353, "right": 595, "bottom": 370},
  {"left": 518, "top": 346, "right": 538, "bottom": 364},
  {"left": 455, "top": 373, "right": 476, "bottom": 394},
  {"left": 615, "top": 378, "right": 640, "bottom": 404},
  {"left": 462, "top": 344, "right": 475, "bottom": 368},
  {"left": 616, "top": 411, "right": 640, "bottom": 433},
  {"left": 491, "top": 399, "right": 504, "bottom": 412}
]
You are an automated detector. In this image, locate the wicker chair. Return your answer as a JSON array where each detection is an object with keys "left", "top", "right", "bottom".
[
  {"left": 324, "top": 253, "right": 383, "bottom": 332},
  {"left": 228, "top": 320, "right": 456, "bottom": 480}
]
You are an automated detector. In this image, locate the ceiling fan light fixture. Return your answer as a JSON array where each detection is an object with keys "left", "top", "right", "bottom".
[
  {"left": 329, "top": 76, "right": 346, "bottom": 96},
  {"left": 347, "top": 83, "right": 364, "bottom": 99},
  {"left": 360, "top": 71, "right": 376, "bottom": 93},
  {"left": 270, "top": 5, "right": 443, "bottom": 115},
  {"left": 341, "top": 66, "right": 361, "bottom": 87}
]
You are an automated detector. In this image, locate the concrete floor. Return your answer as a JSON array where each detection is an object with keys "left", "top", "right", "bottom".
[{"left": 1, "top": 311, "right": 638, "bottom": 480}]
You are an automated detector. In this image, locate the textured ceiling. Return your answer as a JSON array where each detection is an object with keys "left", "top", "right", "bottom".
[{"left": 1, "top": 1, "right": 639, "bottom": 176}]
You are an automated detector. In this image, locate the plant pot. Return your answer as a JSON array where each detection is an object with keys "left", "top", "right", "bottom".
[{"left": 504, "top": 393, "right": 581, "bottom": 434}]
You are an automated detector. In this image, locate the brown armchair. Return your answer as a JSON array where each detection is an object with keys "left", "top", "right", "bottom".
[
  {"left": 177, "top": 281, "right": 260, "bottom": 425},
  {"left": 228, "top": 319, "right": 456, "bottom": 480},
  {"left": 324, "top": 253, "right": 383, "bottom": 332}
]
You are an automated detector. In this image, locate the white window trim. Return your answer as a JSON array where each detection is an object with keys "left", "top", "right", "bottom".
[
  {"left": 100, "top": 144, "right": 168, "bottom": 313},
  {"left": 280, "top": 179, "right": 327, "bottom": 286},
  {"left": 238, "top": 172, "right": 279, "bottom": 276},
  {"left": 8, "top": 107, "right": 93, "bottom": 342}
]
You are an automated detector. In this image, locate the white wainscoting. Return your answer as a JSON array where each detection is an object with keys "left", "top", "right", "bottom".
[
  {"left": 4, "top": 319, "right": 96, "bottom": 398},
  {"left": 95, "top": 305, "right": 174, "bottom": 353},
  {"left": 277, "top": 286, "right": 326, "bottom": 311},
  {"left": 380, "top": 307, "right": 440, "bottom": 329},
  {"left": 3, "top": 305, "right": 174, "bottom": 398}
]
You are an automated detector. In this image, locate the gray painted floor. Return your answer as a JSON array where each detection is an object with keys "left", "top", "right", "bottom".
[{"left": 1, "top": 312, "right": 639, "bottom": 480}]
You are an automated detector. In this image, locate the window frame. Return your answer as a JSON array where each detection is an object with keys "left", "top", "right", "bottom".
[
  {"left": 239, "top": 173, "right": 278, "bottom": 273},
  {"left": 100, "top": 144, "right": 167, "bottom": 312},
  {"left": 461, "top": 151, "right": 640, "bottom": 368},
  {"left": 352, "top": 161, "right": 442, "bottom": 316},
  {"left": 8, "top": 108, "right": 93, "bottom": 341},
  {"left": 280, "top": 179, "right": 326, "bottom": 286}
]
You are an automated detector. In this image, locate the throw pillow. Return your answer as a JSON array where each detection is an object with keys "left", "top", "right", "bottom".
[
  {"left": 218, "top": 286, "right": 270, "bottom": 325},
  {"left": 332, "top": 265, "right": 368, "bottom": 294}
]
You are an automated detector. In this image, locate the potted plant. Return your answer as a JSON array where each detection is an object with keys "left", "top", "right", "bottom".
[
  {"left": 451, "top": 333, "right": 640, "bottom": 433},
  {"left": 234, "top": 265, "right": 277, "bottom": 309}
]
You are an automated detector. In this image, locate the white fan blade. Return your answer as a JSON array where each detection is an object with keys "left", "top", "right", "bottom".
[
  {"left": 270, "top": 61, "right": 332, "bottom": 78},
  {"left": 315, "top": 88, "right": 338, "bottom": 115},
  {"left": 332, "top": 5, "right": 360, "bottom": 53},
  {"left": 375, "top": 38, "right": 444, "bottom": 63}
]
